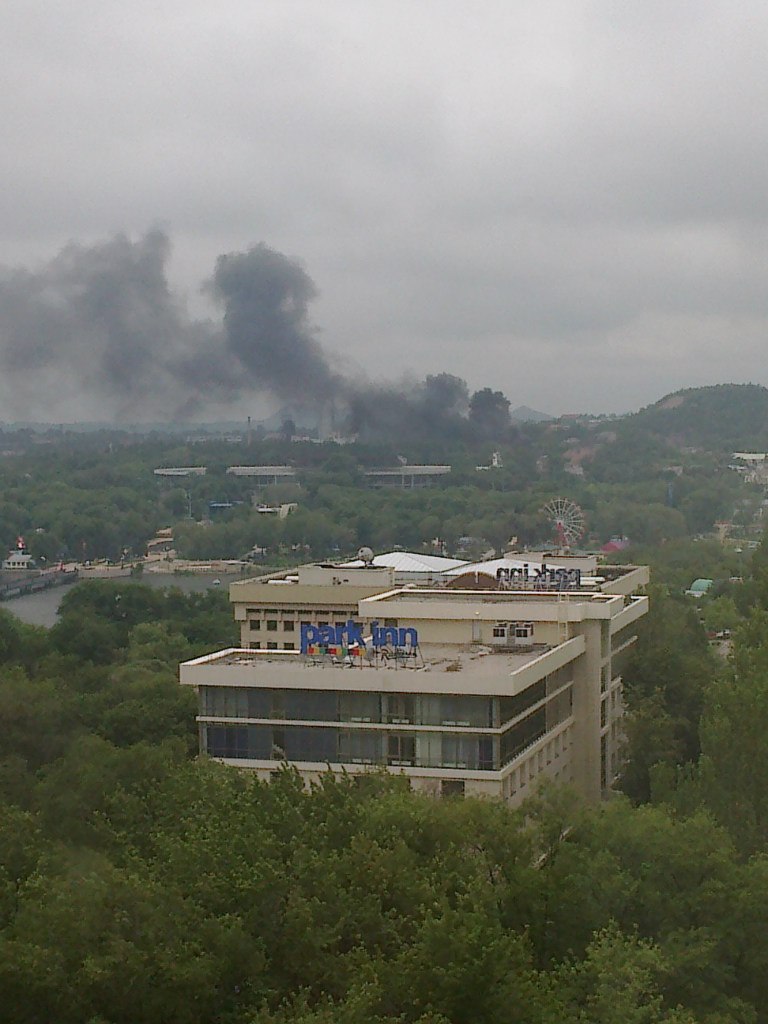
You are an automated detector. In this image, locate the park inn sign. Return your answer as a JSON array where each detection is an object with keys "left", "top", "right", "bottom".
[{"left": 300, "top": 619, "right": 419, "bottom": 655}]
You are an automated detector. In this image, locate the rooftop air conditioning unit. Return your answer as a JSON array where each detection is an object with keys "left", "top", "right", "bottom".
[
  {"left": 490, "top": 622, "right": 511, "bottom": 646},
  {"left": 512, "top": 622, "right": 535, "bottom": 647}
]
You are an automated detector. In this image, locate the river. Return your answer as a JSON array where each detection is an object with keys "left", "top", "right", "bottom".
[{"left": 5, "top": 573, "right": 247, "bottom": 628}]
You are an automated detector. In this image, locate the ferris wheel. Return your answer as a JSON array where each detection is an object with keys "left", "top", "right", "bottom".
[{"left": 541, "top": 497, "right": 586, "bottom": 552}]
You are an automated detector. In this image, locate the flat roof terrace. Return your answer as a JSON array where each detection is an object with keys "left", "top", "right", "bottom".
[
  {"left": 180, "top": 635, "right": 585, "bottom": 697},
  {"left": 368, "top": 587, "right": 618, "bottom": 604},
  {"left": 359, "top": 587, "right": 628, "bottom": 620}
]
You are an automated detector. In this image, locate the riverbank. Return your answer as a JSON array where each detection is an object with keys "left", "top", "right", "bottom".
[
  {"left": 6, "top": 572, "right": 248, "bottom": 629},
  {"left": 0, "top": 568, "right": 79, "bottom": 601}
]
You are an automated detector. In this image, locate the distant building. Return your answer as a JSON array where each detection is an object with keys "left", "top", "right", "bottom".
[
  {"left": 364, "top": 466, "right": 451, "bottom": 489},
  {"left": 730, "top": 453, "right": 768, "bottom": 484},
  {"left": 253, "top": 502, "right": 298, "bottom": 519},
  {"left": 227, "top": 466, "right": 297, "bottom": 486},
  {"left": 476, "top": 452, "right": 503, "bottom": 471},
  {"left": 2, "top": 551, "right": 35, "bottom": 571},
  {"left": 153, "top": 466, "right": 207, "bottom": 477},
  {"left": 685, "top": 578, "right": 714, "bottom": 598},
  {"left": 146, "top": 528, "right": 174, "bottom": 556},
  {"left": 2, "top": 535, "right": 36, "bottom": 571},
  {"left": 601, "top": 537, "right": 630, "bottom": 554}
]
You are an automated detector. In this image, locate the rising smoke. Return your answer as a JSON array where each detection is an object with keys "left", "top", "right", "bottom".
[
  {"left": 0, "top": 230, "right": 512, "bottom": 438},
  {"left": 0, "top": 230, "right": 334, "bottom": 422}
]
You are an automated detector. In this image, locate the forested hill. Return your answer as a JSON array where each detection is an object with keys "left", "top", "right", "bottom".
[{"left": 621, "top": 383, "right": 768, "bottom": 451}]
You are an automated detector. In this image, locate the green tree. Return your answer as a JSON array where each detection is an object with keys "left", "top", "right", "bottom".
[{"left": 696, "top": 614, "right": 768, "bottom": 854}]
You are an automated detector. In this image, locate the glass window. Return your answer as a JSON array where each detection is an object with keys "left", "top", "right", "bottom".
[
  {"left": 387, "top": 734, "right": 415, "bottom": 765},
  {"left": 202, "top": 687, "right": 249, "bottom": 718},
  {"left": 601, "top": 621, "right": 610, "bottom": 659},
  {"left": 271, "top": 691, "right": 286, "bottom": 718},
  {"left": 545, "top": 686, "right": 572, "bottom": 730},
  {"left": 500, "top": 707, "right": 546, "bottom": 765},
  {"left": 284, "top": 642, "right": 295, "bottom": 651},
  {"left": 546, "top": 665, "right": 574, "bottom": 694},
  {"left": 478, "top": 736, "right": 495, "bottom": 770},
  {"left": 283, "top": 726, "right": 338, "bottom": 762},
  {"left": 385, "top": 694, "right": 414, "bottom": 724},
  {"left": 435, "top": 695, "right": 492, "bottom": 728},
  {"left": 416, "top": 733, "right": 442, "bottom": 767},
  {"left": 272, "top": 729, "right": 286, "bottom": 759},
  {"left": 339, "top": 691, "right": 380, "bottom": 723},
  {"left": 266, "top": 620, "right": 278, "bottom": 631},
  {"left": 267, "top": 641, "right": 278, "bottom": 650},
  {"left": 441, "top": 779, "right": 465, "bottom": 798},
  {"left": 248, "top": 690, "right": 270, "bottom": 718},
  {"left": 499, "top": 680, "right": 546, "bottom": 724},
  {"left": 264, "top": 690, "right": 339, "bottom": 721},
  {"left": 284, "top": 690, "right": 338, "bottom": 721},
  {"left": 441, "top": 734, "right": 476, "bottom": 769},
  {"left": 205, "top": 724, "right": 270, "bottom": 759},
  {"left": 339, "top": 730, "right": 381, "bottom": 764},
  {"left": 249, "top": 620, "right": 260, "bottom": 631},
  {"left": 283, "top": 620, "right": 295, "bottom": 632}
]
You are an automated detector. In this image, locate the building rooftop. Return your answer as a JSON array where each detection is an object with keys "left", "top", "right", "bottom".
[
  {"left": 342, "top": 551, "right": 468, "bottom": 573},
  {"left": 180, "top": 638, "right": 580, "bottom": 696},
  {"left": 364, "top": 465, "right": 451, "bottom": 476},
  {"left": 443, "top": 556, "right": 566, "bottom": 577},
  {"left": 226, "top": 465, "right": 297, "bottom": 476},
  {"left": 361, "top": 586, "right": 620, "bottom": 608}
]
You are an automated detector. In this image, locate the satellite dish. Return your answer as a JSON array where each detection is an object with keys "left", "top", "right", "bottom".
[{"left": 357, "top": 546, "right": 375, "bottom": 565}]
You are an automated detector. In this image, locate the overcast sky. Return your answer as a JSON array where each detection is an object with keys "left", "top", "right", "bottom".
[{"left": 1, "top": 0, "right": 767, "bottom": 419}]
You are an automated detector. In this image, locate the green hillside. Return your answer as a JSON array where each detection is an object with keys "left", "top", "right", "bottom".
[{"left": 625, "top": 383, "right": 768, "bottom": 451}]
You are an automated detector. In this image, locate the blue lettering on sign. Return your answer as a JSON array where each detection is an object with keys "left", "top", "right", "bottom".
[{"left": 300, "top": 619, "right": 419, "bottom": 654}]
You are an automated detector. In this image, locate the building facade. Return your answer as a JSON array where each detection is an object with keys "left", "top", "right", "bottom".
[
  {"left": 181, "top": 557, "right": 649, "bottom": 805},
  {"left": 229, "top": 563, "right": 397, "bottom": 651}
]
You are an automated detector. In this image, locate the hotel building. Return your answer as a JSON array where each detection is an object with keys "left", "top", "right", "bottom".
[{"left": 180, "top": 555, "right": 648, "bottom": 805}]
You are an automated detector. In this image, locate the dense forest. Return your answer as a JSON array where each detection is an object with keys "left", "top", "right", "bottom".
[{"left": 0, "top": 539, "right": 767, "bottom": 1021}]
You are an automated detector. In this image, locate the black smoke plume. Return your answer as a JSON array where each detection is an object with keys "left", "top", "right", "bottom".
[
  {"left": 0, "top": 230, "right": 513, "bottom": 439},
  {"left": 0, "top": 231, "right": 336, "bottom": 421}
]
